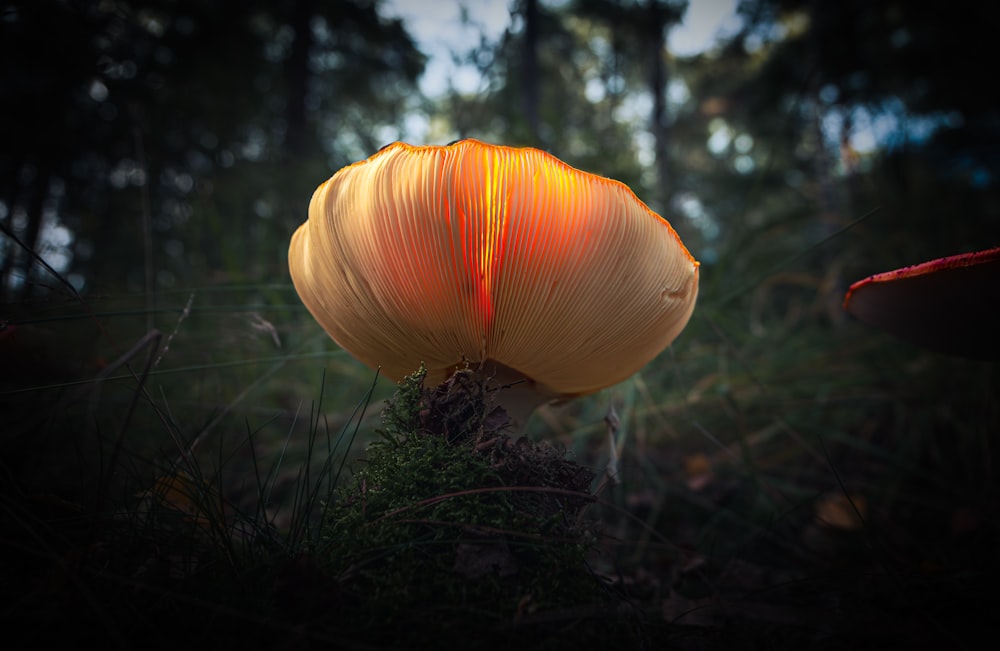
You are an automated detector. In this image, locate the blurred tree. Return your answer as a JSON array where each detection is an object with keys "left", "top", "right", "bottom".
[
  {"left": 520, "top": 0, "right": 541, "bottom": 141},
  {"left": 0, "top": 0, "right": 425, "bottom": 301},
  {"left": 637, "top": 0, "right": 1000, "bottom": 327},
  {"left": 741, "top": 0, "right": 999, "bottom": 121},
  {"left": 6, "top": 0, "right": 996, "bottom": 312},
  {"left": 731, "top": 0, "right": 1000, "bottom": 262},
  {"left": 574, "top": 0, "right": 687, "bottom": 209}
]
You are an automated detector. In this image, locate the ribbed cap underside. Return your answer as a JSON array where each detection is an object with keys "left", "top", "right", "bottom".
[{"left": 289, "top": 139, "right": 699, "bottom": 398}]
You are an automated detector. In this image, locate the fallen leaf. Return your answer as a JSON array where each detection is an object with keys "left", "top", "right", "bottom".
[
  {"left": 683, "top": 453, "right": 714, "bottom": 491},
  {"left": 814, "top": 492, "right": 867, "bottom": 530}
]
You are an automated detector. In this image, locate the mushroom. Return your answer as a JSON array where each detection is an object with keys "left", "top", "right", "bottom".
[
  {"left": 843, "top": 246, "right": 1000, "bottom": 360},
  {"left": 289, "top": 139, "right": 699, "bottom": 428}
]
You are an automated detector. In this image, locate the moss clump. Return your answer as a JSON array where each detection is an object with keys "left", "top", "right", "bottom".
[{"left": 317, "top": 366, "right": 639, "bottom": 649}]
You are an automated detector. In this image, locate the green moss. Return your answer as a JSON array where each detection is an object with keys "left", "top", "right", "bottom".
[{"left": 316, "top": 366, "right": 639, "bottom": 648}]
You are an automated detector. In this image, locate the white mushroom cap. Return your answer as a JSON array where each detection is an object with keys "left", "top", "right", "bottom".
[{"left": 289, "top": 139, "right": 699, "bottom": 422}]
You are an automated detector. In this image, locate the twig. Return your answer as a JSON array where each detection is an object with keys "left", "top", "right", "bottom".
[
  {"left": 604, "top": 403, "right": 621, "bottom": 486},
  {"left": 153, "top": 292, "right": 194, "bottom": 369},
  {"left": 0, "top": 219, "right": 82, "bottom": 301}
]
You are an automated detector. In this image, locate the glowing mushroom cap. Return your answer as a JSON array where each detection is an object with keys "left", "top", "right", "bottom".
[
  {"left": 289, "top": 139, "right": 699, "bottom": 416},
  {"left": 843, "top": 246, "right": 1000, "bottom": 360}
]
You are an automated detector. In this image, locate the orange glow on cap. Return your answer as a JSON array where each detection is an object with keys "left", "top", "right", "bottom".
[{"left": 289, "top": 139, "right": 699, "bottom": 399}]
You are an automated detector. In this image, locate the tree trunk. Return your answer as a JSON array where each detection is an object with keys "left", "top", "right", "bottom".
[
  {"left": 521, "top": 0, "right": 541, "bottom": 144},
  {"left": 647, "top": 0, "right": 671, "bottom": 211},
  {"left": 284, "top": 0, "right": 314, "bottom": 159}
]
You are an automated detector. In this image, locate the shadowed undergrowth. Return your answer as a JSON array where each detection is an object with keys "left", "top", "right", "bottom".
[{"left": 1, "top": 271, "right": 998, "bottom": 649}]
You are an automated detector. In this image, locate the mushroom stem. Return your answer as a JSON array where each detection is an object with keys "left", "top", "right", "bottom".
[{"left": 474, "top": 360, "right": 559, "bottom": 433}]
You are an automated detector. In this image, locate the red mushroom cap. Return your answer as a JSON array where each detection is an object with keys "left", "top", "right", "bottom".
[{"left": 843, "top": 246, "right": 1000, "bottom": 360}]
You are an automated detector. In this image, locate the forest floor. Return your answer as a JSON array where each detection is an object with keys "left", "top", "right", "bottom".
[{"left": 2, "top": 290, "right": 997, "bottom": 650}]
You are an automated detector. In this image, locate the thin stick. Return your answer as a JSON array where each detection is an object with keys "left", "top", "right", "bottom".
[{"left": 604, "top": 403, "right": 621, "bottom": 486}]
